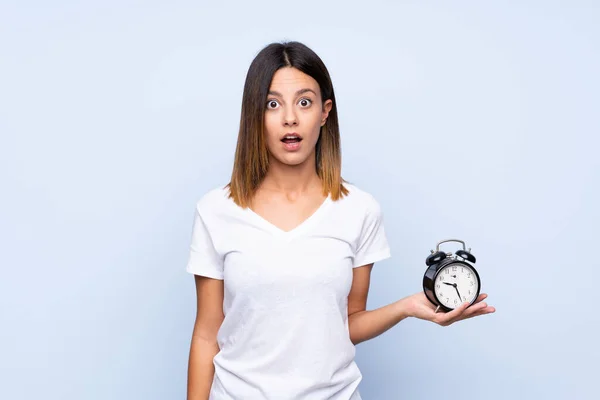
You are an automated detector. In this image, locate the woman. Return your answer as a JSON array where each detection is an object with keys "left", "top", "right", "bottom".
[{"left": 185, "top": 41, "right": 494, "bottom": 400}]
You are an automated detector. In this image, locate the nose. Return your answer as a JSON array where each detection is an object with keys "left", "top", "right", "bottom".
[{"left": 282, "top": 106, "right": 298, "bottom": 127}]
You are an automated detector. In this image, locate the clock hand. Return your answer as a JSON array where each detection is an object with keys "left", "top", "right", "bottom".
[
  {"left": 454, "top": 286, "right": 462, "bottom": 302},
  {"left": 443, "top": 282, "right": 462, "bottom": 301}
]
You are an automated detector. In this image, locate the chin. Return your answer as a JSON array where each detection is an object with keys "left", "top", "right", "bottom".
[{"left": 273, "top": 153, "right": 311, "bottom": 167}]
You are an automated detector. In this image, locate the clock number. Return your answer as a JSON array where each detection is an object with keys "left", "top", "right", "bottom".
[
  {"left": 440, "top": 275, "right": 444, "bottom": 281},
  {"left": 461, "top": 267, "right": 464, "bottom": 273},
  {"left": 440, "top": 292, "right": 444, "bottom": 297},
  {"left": 436, "top": 284, "right": 440, "bottom": 289},
  {"left": 445, "top": 269, "right": 450, "bottom": 274},
  {"left": 452, "top": 266, "right": 457, "bottom": 272},
  {"left": 470, "top": 281, "right": 474, "bottom": 286},
  {"left": 462, "top": 296, "right": 466, "bottom": 301},
  {"left": 454, "top": 299, "right": 458, "bottom": 304},
  {"left": 468, "top": 290, "right": 471, "bottom": 295},
  {"left": 467, "top": 272, "right": 471, "bottom": 278}
]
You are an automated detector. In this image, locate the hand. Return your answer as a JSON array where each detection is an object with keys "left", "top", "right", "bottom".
[{"left": 402, "top": 292, "right": 495, "bottom": 327}]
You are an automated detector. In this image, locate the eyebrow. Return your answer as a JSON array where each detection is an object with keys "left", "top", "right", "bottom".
[{"left": 267, "top": 88, "right": 317, "bottom": 97}]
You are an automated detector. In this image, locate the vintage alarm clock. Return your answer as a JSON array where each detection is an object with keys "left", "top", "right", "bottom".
[{"left": 422, "top": 239, "right": 481, "bottom": 312}]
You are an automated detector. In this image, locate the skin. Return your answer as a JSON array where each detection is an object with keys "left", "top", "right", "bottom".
[
  {"left": 249, "top": 66, "right": 333, "bottom": 230},
  {"left": 187, "top": 66, "right": 495, "bottom": 399},
  {"left": 253, "top": 67, "right": 495, "bottom": 340}
]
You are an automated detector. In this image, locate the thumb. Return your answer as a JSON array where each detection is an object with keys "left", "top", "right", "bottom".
[{"left": 440, "top": 301, "right": 470, "bottom": 325}]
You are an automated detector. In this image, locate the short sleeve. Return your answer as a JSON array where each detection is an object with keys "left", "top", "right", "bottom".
[
  {"left": 353, "top": 199, "right": 391, "bottom": 268},
  {"left": 185, "top": 204, "right": 224, "bottom": 279}
]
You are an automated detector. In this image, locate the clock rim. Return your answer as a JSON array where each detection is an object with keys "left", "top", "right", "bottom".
[{"left": 424, "top": 259, "right": 481, "bottom": 312}]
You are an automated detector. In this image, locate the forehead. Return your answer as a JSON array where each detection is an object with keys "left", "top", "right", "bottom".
[{"left": 269, "top": 67, "right": 320, "bottom": 94}]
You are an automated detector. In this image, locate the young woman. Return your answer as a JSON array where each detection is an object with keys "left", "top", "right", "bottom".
[{"left": 185, "top": 41, "right": 495, "bottom": 400}]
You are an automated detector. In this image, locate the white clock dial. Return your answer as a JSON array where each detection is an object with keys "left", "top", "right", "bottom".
[{"left": 433, "top": 263, "right": 479, "bottom": 309}]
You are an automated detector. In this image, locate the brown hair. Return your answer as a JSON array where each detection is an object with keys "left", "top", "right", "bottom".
[{"left": 225, "top": 41, "right": 349, "bottom": 208}]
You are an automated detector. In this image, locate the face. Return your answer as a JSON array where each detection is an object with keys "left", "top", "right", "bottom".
[
  {"left": 434, "top": 263, "right": 480, "bottom": 309},
  {"left": 263, "top": 67, "right": 332, "bottom": 167}
]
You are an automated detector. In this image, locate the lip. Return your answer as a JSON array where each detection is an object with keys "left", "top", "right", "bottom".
[
  {"left": 282, "top": 140, "right": 302, "bottom": 152},
  {"left": 280, "top": 132, "right": 303, "bottom": 152},
  {"left": 280, "top": 132, "right": 303, "bottom": 141}
]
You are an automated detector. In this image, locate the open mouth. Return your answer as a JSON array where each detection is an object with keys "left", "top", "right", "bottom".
[{"left": 281, "top": 134, "right": 303, "bottom": 144}]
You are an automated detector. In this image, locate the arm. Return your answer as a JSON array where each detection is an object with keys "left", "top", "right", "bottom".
[
  {"left": 347, "top": 264, "right": 494, "bottom": 345},
  {"left": 347, "top": 264, "right": 408, "bottom": 345},
  {"left": 187, "top": 275, "right": 225, "bottom": 400}
]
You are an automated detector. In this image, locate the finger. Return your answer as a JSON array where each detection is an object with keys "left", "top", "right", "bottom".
[
  {"left": 449, "top": 300, "right": 493, "bottom": 323},
  {"left": 459, "top": 304, "right": 496, "bottom": 321},
  {"left": 473, "top": 293, "right": 488, "bottom": 304},
  {"left": 436, "top": 301, "right": 470, "bottom": 326},
  {"left": 468, "top": 300, "right": 489, "bottom": 313},
  {"left": 461, "top": 301, "right": 490, "bottom": 317}
]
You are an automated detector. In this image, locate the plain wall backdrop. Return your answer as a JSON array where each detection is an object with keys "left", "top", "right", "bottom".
[{"left": 1, "top": 1, "right": 598, "bottom": 399}]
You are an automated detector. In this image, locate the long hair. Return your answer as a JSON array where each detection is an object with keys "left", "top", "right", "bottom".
[{"left": 226, "top": 41, "right": 349, "bottom": 208}]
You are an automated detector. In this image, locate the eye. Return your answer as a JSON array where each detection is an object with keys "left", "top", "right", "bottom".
[
  {"left": 266, "top": 99, "right": 279, "bottom": 109},
  {"left": 298, "top": 98, "right": 312, "bottom": 107}
]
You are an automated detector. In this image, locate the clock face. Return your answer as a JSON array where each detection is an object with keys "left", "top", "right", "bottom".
[{"left": 433, "top": 263, "right": 480, "bottom": 309}]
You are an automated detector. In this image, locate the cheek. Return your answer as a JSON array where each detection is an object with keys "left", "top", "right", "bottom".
[
  {"left": 308, "top": 119, "right": 324, "bottom": 143},
  {"left": 303, "top": 110, "right": 323, "bottom": 134},
  {"left": 263, "top": 114, "right": 280, "bottom": 143}
]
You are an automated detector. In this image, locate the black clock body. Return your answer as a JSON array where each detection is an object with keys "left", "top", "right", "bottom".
[{"left": 422, "top": 240, "right": 481, "bottom": 312}]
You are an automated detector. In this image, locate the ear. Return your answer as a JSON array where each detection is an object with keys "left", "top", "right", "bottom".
[{"left": 321, "top": 99, "right": 333, "bottom": 126}]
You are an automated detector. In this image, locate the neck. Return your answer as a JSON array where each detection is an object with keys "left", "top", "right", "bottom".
[{"left": 260, "top": 152, "right": 321, "bottom": 196}]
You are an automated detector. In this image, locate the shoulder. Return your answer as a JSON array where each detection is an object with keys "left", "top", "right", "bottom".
[
  {"left": 340, "top": 183, "right": 390, "bottom": 259},
  {"left": 340, "top": 182, "right": 383, "bottom": 214},
  {"left": 194, "top": 184, "right": 232, "bottom": 214}
]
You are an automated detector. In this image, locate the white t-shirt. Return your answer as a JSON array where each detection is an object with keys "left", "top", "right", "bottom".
[{"left": 186, "top": 182, "right": 391, "bottom": 400}]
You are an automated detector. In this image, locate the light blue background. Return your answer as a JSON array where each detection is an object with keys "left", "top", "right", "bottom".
[{"left": 1, "top": 1, "right": 598, "bottom": 399}]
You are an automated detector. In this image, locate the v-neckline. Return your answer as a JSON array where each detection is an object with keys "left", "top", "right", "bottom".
[{"left": 245, "top": 194, "right": 332, "bottom": 238}]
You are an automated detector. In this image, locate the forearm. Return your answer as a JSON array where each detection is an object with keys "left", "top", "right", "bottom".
[
  {"left": 348, "top": 296, "right": 413, "bottom": 345},
  {"left": 187, "top": 337, "right": 219, "bottom": 400}
]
